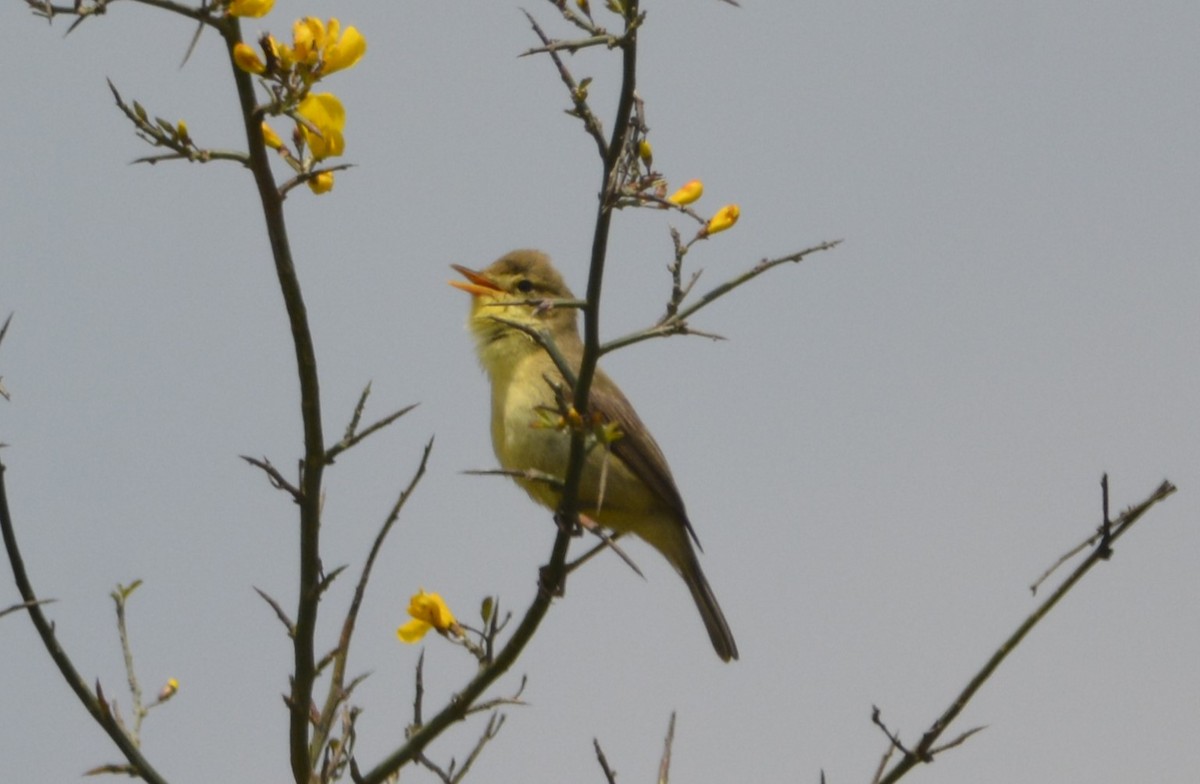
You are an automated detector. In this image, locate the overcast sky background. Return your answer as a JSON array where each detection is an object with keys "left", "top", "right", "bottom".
[{"left": 2, "top": 2, "right": 1197, "bottom": 782}]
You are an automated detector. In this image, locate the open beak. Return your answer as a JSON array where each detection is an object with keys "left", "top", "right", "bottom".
[{"left": 449, "top": 264, "right": 503, "bottom": 297}]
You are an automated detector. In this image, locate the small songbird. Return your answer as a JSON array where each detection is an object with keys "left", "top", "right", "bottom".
[{"left": 450, "top": 249, "right": 738, "bottom": 661}]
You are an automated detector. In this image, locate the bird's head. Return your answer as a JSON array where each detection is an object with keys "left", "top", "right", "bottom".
[{"left": 450, "top": 249, "right": 580, "bottom": 352}]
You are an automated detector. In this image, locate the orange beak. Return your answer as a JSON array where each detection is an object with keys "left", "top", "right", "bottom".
[{"left": 449, "top": 264, "right": 503, "bottom": 297}]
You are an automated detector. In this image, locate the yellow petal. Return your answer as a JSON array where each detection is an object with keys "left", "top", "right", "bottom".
[
  {"left": 307, "top": 171, "right": 335, "bottom": 194},
  {"left": 323, "top": 26, "right": 367, "bottom": 74},
  {"left": 704, "top": 204, "right": 740, "bottom": 235},
  {"left": 261, "top": 122, "right": 284, "bottom": 150},
  {"left": 667, "top": 179, "right": 703, "bottom": 205},
  {"left": 296, "top": 92, "right": 346, "bottom": 160},
  {"left": 233, "top": 42, "right": 266, "bottom": 74},
  {"left": 292, "top": 17, "right": 324, "bottom": 64},
  {"left": 397, "top": 618, "right": 431, "bottom": 643},
  {"left": 227, "top": 0, "right": 274, "bottom": 18}
]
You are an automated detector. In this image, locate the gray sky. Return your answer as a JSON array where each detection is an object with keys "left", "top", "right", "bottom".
[{"left": 2, "top": 2, "right": 1197, "bottom": 782}]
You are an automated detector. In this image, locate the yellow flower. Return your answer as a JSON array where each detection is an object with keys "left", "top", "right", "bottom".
[
  {"left": 667, "top": 179, "right": 703, "bottom": 206},
  {"left": 307, "top": 171, "right": 334, "bottom": 194},
  {"left": 264, "top": 18, "right": 367, "bottom": 83},
  {"left": 703, "top": 204, "right": 741, "bottom": 235},
  {"left": 296, "top": 92, "right": 346, "bottom": 160},
  {"left": 397, "top": 590, "right": 459, "bottom": 643},
  {"left": 233, "top": 42, "right": 267, "bottom": 74},
  {"left": 322, "top": 24, "right": 367, "bottom": 75},
  {"left": 261, "top": 122, "right": 284, "bottom": 150},
  {"left": 227, "top": 0, "right": 274, "bottom": 18}
]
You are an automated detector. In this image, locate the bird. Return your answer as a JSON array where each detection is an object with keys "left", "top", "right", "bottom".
[{"left": 450, "top": 249, "right": 738, "bottom": 661}]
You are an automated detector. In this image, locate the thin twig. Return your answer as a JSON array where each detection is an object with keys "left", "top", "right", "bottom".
[
  {"left": 413, "top": 649, "right": 425, "bottom": 727},
  {"left": 1030, "top": 473, "right": 1114, "bottom": 595},
  {"left": 521, "top": 34, "right": 620, "bottom": 56},
  {"left": 871, "top": 706, "right": 913, "bottom": 758},
  {"left": 255, "top": 586, "right": 297, "bottom": 636},
  {"left": 869, "top": 744, "right": 896, "bottom": 784},
  {"left": 312, "top": 438, "right": 434, "bottom": 766},
  {"left": 326, "top": 402, "right": 419, "bottom": 463},
  {"left": 571, "top": 518, "right": 643, "bottom": 579},
  {"left": 111, "top": 581, "right": 148, "bottom": 744},
  {"left": 656, "top": 712, "right": 676, "bottom": 784},
  {"left": 241, "top": 455, "right": 302, "bottom": 500},
  {"left": 449, "top": 712, "right": 507, "bottom": 784},
  {"left": 0, "top": 597, "right": 55, "bottom": 620},
  {"left": 487, "top": 312, "right": 584, "bottom": 390},
  {"left": 875, "top": 479, "right": 1176, "bottom": 784},
  {"left": 0, "top": 464, "right": 170, "bottom": 784},
  {"left": 279, "top": 163, "right": 355, "bottom": 199},
  {"left": 461, "top": 467, "right": 565, "bottom": 490},
  {"left": 594, "top": 738, "right": 618, "bottom": 784},
  {"left": 521, "top": 10, "right": 608, "bottom": 161},
  {"left": 601, "top": 241, "right": 842, "bottom": 357}
]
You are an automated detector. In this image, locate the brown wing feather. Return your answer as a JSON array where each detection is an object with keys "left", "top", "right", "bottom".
[{"left": 586, "top": 369, "right": 701, "bottom": 548}]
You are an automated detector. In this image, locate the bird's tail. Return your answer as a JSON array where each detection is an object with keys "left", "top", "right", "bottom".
[{"left": 679, "top": 547, "right": 739, "bottom": 662}]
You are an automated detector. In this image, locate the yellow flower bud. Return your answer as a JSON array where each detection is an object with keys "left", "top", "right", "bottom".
[
  {"left": 233, "top": 42, "right": 266, "bottom": 74},
  {"left": 261, "top": 122, "right": 284, "bottom": 150},
  {"left": 307, "top": 171, "right": 335, "bottom": 195},
  {"left": 667, "top": 179, "right": 703, "bottom": 206},
  {"left": 703, "top": 204, "right": 740, "bottom": 235},
  {"left": 227, "top": 0, "right": 274, "bottom": 18},
  {"left": 157, "top": 678, "right": 179, "bottom": 701},
  {"left": 176, "top": 120, "right": 189, "bottom": 143},
  {"left": 638, "top": 139, "right": 653, "bottom": 165}
]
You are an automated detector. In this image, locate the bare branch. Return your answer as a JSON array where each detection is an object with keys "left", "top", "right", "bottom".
[
  {"left": 874, "top": 478, "right": 1177, "bottom": 784},
  {"left": 0, "top": 464, "right": 171, "bottom": 784},
  {"left": 326, "top": 399, "right": 419, "bottom": 463},
  {"left": 449, "top": 712, "right": 507, "bottom": 784},
  {"left": 593, "top": 738, "right": 618, "bottom": 784},
  {"left": 312, "top": 438, "right": 434, "bottom": 765},
  {"left": 0, "top": 597, "right": 55, "bottom": 620},
  {"left": 599, "top": 240, "right": 843, "bottom": 357},
  {"left": 521, "top": 10, "right": 608, "bottom": 160},
  {"left": 241, "top": 455, "right": 302, "bottom": 501}
]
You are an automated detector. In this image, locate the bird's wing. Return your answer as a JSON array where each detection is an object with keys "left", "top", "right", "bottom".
[{"left": 586, "top": 369, "right": 701, "bottom": 548}]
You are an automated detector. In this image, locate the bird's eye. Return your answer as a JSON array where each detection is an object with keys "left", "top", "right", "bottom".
[{"left": 515, "top": 279, "right": 534, "bottom": 293}]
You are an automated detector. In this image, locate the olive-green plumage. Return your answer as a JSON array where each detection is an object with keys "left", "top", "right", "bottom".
[{"left": 451, "top": 249, "right": 738, "bottom": 662}]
